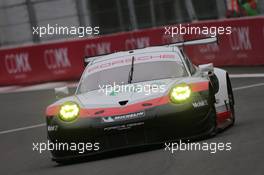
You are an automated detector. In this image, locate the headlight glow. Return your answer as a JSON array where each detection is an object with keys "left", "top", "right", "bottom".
[
  {"left": 170, "top": 84, "right": 191, "bottom": 103},
  {"left": 59, "top": 102, "right": 80, "bottom": 122}
]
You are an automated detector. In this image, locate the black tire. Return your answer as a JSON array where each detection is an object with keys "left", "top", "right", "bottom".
[
  {"left": 208, "top": 85, "right": 218, "bottom": 137},
  {"left": 208, "top": 106, "right": 218, "bottom": 137},
  {"left": 226, "top": 74, "right": 235, "bottom": 126}
]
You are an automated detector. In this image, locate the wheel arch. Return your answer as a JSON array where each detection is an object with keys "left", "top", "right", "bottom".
[{"left": 213, "top": 68, "right": 229, "bottom": 107}]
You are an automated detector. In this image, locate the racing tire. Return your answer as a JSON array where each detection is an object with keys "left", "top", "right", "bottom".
[
  {"left": 208, "top": 85, "right": 218, "bottom": 137},
  {"left": 226, "top": 74, "right": 235, "bottom": 126},
  {"left": 208, "top": 106, "right": 217, "bottom": 137}
]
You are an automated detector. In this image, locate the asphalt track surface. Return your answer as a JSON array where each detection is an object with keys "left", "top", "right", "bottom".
[{"left": 0, "top": 67, "right": 264, "bottom": 175}]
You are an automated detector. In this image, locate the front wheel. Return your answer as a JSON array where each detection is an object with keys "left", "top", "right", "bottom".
[
  {"left": 226, "top": 74, "right": 235, "bottom": 126},
  {"left": 208, "top": 106, "right": 218, "bottom": 137},
  {"left": 208, "top": 85, "right": 218, "bottom": 137}
]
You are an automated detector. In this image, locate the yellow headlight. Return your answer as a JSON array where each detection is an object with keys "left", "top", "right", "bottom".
[
  {"left": 170, "top": 84, "right": 191, "bottom": 103},
  {"left": 59, "top": 102, "right": 80, "bottom": 122}
]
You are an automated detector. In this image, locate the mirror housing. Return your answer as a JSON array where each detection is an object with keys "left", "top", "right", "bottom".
[
  {"left": 54, "top": 86, "right": 69, "bottom": 99},
  {"left": 199, "top": 63, "right": 219, "bottom": 94},
  {"left": 198, "top": 63, "right": 214, "bottom": 73}
]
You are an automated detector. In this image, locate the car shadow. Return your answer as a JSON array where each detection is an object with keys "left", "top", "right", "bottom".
[{"left": 54, "top": 144, "right": 163, "bottom": 166}]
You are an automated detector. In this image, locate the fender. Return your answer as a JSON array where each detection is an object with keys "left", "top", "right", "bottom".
[{"left": 213, "top": 68, "right": 229, "bottom": 110}]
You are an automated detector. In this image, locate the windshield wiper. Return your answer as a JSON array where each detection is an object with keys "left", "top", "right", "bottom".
[{"left": 128, "top": 56, "right": 135, "bottom": 84}]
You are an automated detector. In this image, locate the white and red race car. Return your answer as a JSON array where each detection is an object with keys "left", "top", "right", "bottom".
[{"left": 45, "top": 37, "right": 235, "bottom": 163}]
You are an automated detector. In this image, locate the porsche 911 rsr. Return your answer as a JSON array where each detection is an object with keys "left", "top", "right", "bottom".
[{"left": 45, "top": 37, "right": 235, "bottom": 163}]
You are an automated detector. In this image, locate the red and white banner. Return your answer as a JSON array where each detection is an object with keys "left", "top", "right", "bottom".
[{"left": 0, "top": 17, "right": 264, "bottom": 86}]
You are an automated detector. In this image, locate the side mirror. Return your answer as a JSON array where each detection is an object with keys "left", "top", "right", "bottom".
[
  {"left": 198, "top": 63, "right": 214, "bottom": 73},
  {"left": 199, "top": 63, "right": 219, "bottom": 94},
  {"left": 198, "top": 63, "right": 214, "bottom": 76},
  {"left": 54, "top": 86, "right": 69, "bottom": 99}
]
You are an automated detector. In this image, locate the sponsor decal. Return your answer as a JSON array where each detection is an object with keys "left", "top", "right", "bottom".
[
  {"left": 4, "top": 53, "right": 31, "bottom": 74},
  {"left": 229, "top": 27, "right": 252, "bottom": 51},
  {"left": 102, "top": 111, "right": 145, "bottom": 123},
  {"left": 84, "top": 42, "right": 111, "bottom": 57},
  {"left": 192, "top": 100, "right": 208, "bottom": 108},
  {"left": 104, "top": 122, "right": 144, "bottom": 131},
  {"left": 47, "top": 125, "right": 58, "bottom": 132},
  {"left": 86, "top": 53, "right": 177, "bottom": 75},
  {"left": 44, "top": 48, "right": 71, "bottom": 71}
]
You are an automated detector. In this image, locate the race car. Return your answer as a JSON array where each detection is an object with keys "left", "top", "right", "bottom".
[{"left": 45, "top": 37, "right": 235, "bottom": 163}]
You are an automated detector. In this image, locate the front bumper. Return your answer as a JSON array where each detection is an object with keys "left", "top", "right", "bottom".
[{"left": 46, "top": 98, "right": 215, "bottom": 160}]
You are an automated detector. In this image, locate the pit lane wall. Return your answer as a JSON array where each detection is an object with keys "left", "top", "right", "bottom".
[{"left": 0, "top": 17, "right": 263, "bottom": 86}]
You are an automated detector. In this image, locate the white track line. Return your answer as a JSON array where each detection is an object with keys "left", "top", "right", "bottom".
[
  {"left": 0, "top": 82, "right": 78, "bottom": 94},
  {"left": 230, "top": 73, "right": 264, "bottom": 78},
  {"left": 0, "top": 82, "right": 264, "bottom": 135},
  {"left": 0, "top": 123, "right": 46, "bottom": 135},
  {"left": 233, "top": 82, "right": 264, "bottom": 91}
]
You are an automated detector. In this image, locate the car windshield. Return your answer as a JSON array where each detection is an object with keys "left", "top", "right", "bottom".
[{"left": 77, "top": 53, "right": 188, "bottom": 94}]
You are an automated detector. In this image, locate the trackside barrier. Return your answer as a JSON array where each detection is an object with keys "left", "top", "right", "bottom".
[{"left": 0, "top": 17, "right": 263, "bottom": 86}]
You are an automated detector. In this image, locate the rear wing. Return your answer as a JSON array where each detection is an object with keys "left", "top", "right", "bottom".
[
  {"left": 84, "top": 55, "right": 103, "bottom": 67},
  {"left": 83, "top": 37, "right": 218, "bottom": 67},
  {"left": 84, "top": 56, "right": 93, "bottom": 67},
  {"left": 169, "top": 37, "right": 218, "bottom": 47}
]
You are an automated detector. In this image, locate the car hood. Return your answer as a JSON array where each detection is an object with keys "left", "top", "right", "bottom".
[{"left": 75, "top": 78, "right": 179, "bottom": 108}]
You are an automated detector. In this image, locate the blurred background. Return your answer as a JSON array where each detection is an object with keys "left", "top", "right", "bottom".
[
  {"left": 1, "top": 2, "right": 264, "bottom": 175},
  {"left": 0, "top": 0, "right": 262, "bottom": 47}
]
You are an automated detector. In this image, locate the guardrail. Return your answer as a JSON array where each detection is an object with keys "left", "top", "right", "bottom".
[{"left": 0, "top": 17, "right": 263, "bottom": 86}]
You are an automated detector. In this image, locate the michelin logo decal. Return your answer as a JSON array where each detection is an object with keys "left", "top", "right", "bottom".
[{"left": 102, "top": 111, "right": 145, "bottom": 123}]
